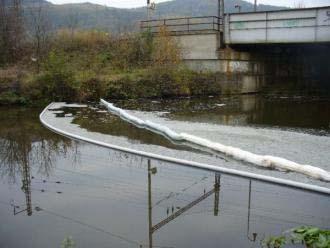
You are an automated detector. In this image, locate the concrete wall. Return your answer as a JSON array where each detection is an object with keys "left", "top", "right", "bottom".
[
  {"left": 182, "top": 47, "right": 263, "bottom": 74},
  {"left": 181, "top": 46, "right": 264, "bottom": 94},
  {"left": 173, "top": 32, "right": 220, "bottom": 60},
  {"left": 225, "top": 6, "right": 330, "bottom": 44},
  {"left": 171, "top": 31, "right": 263, "bottom": 94}
]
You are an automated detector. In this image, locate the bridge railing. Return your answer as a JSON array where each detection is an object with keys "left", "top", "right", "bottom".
[{"left": 140, "top": 16, "right": 222, "bottom": 34}]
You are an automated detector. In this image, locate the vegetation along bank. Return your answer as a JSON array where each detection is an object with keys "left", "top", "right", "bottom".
[{"left": 0, "top": 21, "right": 224, "bottom": 106}]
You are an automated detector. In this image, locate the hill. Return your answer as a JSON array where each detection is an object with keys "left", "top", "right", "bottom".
[{"left": 21, "top": 0, "right": 287, "bottom": 33}]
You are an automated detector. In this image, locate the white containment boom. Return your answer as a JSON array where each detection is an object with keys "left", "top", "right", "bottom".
[
  {"left": 40, "top": 102, "right": 330, "bottom": 195},
  {"left": 100, "top": 99, "right": 330, "bottom": 183}
]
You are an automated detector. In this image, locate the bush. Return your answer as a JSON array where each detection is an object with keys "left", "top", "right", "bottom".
[
  {"left": 147, "top": 68, "right": 189, "bottom": 98},
  {"left": 107, "top": 31, "right": 154, "bottom": 70},
  {"left": 0, "top": 91, "right": 27, "bottom": 105},
  {"left": 262, "top": 226, "right": 330, "bottom": 248},
  {"left": 0, "top": 28, "right": 226, "bottom": 105},
  {"left": 152, "top": 26, "right": 181, "bottom": 69},
  {"left": 34, "top": 51, "right": 78, "bottom": 101},
  {"left": 78, "top": 77, "right": 107, "bottom": 102},
  {"left": 54, "top": 29, "right": 110, "bottom": 52},
  {"left": 188, "top": 71, "right": 221, "bottom": 96}
]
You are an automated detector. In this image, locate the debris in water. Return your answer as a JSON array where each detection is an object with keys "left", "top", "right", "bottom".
[{"left": 216, "top": 104, "right": 226, "bottom": 107}]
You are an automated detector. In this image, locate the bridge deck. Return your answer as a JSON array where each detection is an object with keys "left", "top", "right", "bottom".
[
  {"left": 225, "top": 6, "right": 330, "bottom": 44},
  {"left": 140, "top": 6, "right": 330, "bottom": 45}
]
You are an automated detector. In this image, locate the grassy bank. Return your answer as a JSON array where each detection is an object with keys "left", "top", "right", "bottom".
[{"left": 0, "top": 28, "right": 221, "bottom": 106}]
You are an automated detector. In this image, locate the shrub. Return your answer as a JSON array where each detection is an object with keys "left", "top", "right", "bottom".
[
  {"left": 291, "top": 227, "right": 330, "bottom": 248},
  {"left": 152, "top": 26, "right": 181, "bottom": 69},
  {"left": 0, "top": 91, "right": 27, "bottom": 105},
  {"left": 34, "top": 51, "right": 77, "bottom": 101},
  {"left": 188, "top": 71, "right": 221, "bottom": 96},
  {"left": 78, "top": 77, "right": 107, "bottom": 102},
  {"left": 147, "top": 67, "right": 189, "bottom": 98},
  {"left": 54, "top": 29, "right": 110, "bottom": 52},
  {"left": 262, "top": 236, "right": 287, "bottom": 248},
  {"left": 262, "top": 226, "right": 330, "bottom": 248}
]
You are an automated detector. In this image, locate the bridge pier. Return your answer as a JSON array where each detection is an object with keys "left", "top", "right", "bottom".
[{"left": 179, "top": 39, "right": 263, "bottom": 94}]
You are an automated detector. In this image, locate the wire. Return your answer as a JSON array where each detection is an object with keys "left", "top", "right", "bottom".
[
  {"left": 41, "top": 208, "right": 140, "bottom": 247},
  {"left": 153, "top": 175, "right": 209, "bottom": 207},
  {"left": 37, "top": 205, "right": 174, "bottom": 248}
]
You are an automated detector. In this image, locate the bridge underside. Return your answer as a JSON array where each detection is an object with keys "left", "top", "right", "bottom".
[{"left": 227, "top": 43, "right": 330, "bottom": 94}]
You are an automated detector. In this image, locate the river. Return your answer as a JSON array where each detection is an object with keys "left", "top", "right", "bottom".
[{"left": 0, "top": 94, "right": 329, "bottom": 247}]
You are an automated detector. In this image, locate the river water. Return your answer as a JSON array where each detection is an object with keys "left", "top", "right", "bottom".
[{"left": 0, "top": 95, "right": 330, "bottom": 247}]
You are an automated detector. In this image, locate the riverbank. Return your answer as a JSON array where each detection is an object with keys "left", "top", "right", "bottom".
[
  {"left": 2, "top": 29, "right": 329, "bottom": 106},
  {"left": 0, "top": 29, "right": 226, "bottom": 106},
  {"left": 0, "top": 65, "right": 223, "bottom": 106}
]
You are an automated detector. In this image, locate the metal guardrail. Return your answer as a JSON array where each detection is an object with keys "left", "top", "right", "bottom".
[{"left": 141, "top": 16, "right": 222, "bottom": 33}]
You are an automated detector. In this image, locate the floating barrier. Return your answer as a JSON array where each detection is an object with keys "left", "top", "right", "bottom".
[
  {"left": 40, "top": 102, "right": 330, "bottom": 195},
  {"left": 100, "top": 99, "right": 330, "bottom": 183}
]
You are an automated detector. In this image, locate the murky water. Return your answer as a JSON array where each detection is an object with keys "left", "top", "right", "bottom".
[
  {"left": 1, "top": 95, "right": 330, "bottom": 248},
  {"left": 42, "top": 95, "right": 330, "bottom": 187},
  {"left": 115, "top": 95, "right": 330, "bottom": 134}
]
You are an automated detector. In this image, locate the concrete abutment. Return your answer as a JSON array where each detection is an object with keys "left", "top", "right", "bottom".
[{"left": 173, "top": 32, "right": 330, "bottom": 95}]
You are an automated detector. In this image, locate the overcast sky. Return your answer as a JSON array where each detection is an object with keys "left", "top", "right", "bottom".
[{"left": 47, "top": 0, "right": 330, "bottom": 9}]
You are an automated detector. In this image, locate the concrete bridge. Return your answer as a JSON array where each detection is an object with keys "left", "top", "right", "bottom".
[
  {"left": 225, "top": 7, "right": 330, "bottom": 44},
  {"left": 141, "top": 6, "right": 330, "bottom": 94},
  {"left": 142, "top": 6, "right": 330, "bottom": 45}
]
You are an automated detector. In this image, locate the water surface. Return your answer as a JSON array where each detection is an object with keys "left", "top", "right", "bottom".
[
  {"left": 0, "top": 102, "right": 330, "bottom": 248},
  {"left": 42, "top": 95, "right": 330, "bottom": 187}
]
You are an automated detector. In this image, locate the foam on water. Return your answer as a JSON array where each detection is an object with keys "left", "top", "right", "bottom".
[{"left": 100, "top": 99, "right": 330, "bottom": 182}]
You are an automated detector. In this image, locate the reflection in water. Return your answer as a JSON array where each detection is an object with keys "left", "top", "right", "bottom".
[
  {"left": 52, "top": 107, "right": 200, "bottom": 152},
  {"left": 0, "top": 107, "right": 329, "bottom": 248},
  {"left": 0, "top": 107, "right": 76, "bottom": 216},
  {"left": 147, "top": 160, "right": 221, "bottom": 247},
  {"left": 113, "top": 95, "right": 330, "bottom": 134},
  {"left": 51, "top": 106, "right": 225, "bottom": 160},
  {"left": 146, "top": 160, "right": 261, "bottom": 247}
]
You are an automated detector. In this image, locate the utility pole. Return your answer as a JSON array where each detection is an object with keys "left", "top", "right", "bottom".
[
  {"left": 213, "top": 173, "right": 220, "bottom": 216},
  {"left": 148, "top": 159, "right": 153, "bottom": 248},
  {"left": 254, "top": 0, "right": 257, "bottom": 12},
  {"left": 146, "top": 0, "right": 156, "bottom": 28},
  {"left": 147, "top": 169, "right": 221, "bottom": 245},
  {"left": 218, "top": 0, "right": 225, "bottom": 48},
  {"left": 14, "top": 141, "right": 32, "bottom": 216},
  {"left": 22, "top": 158, "right": 32, "bottom": 216},
  {"left": 218, "top": 0, "right": 224, "bottom": 30},
  {"left": 219, "top": 0, "right": 224, "bottom": 19},
  {"left": 147, "top": 0, "right": 150, "bottom": 20},
  {"left": 247, "top": 180, "right": 257, "bottom": 242}
]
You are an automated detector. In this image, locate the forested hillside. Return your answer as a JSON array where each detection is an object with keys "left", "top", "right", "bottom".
[{"left": 19, "top": 0, "right": 287, "bottom": 33}]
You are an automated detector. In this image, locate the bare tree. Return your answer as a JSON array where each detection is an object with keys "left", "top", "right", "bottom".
[
  {"left": 28, "top": 0, "right": 52, "bottom": 72},
  {"left": 67, "top": 6, "right": 79, "bottom": 41},
  {"left": 9, "top": 0, "right": 24, "bottom": 60},
  {"left": 0, "top": 0, "right": 24, "bottom": 64},
  {"left": 0, "top": 0, "right": 9, "bottom": 64}
]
